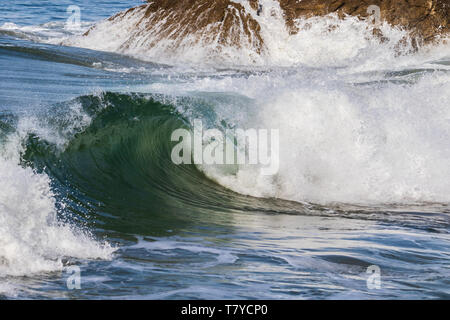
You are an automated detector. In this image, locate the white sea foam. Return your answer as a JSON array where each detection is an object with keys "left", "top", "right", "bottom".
[
  {"left": 196, "top": 70, "right": 450, "bottom": 205},
  {"left": 0, "top": 21, "right": 91, "bottom": 43},
  {"left": 138, "top": 55, "right": 450, "bottom": 205},
  {"left": 0, "top": 126, "right": 115, "bottom": 279},
  {"left": 3, "top": 2, "right": 449, "bottom": 70}
]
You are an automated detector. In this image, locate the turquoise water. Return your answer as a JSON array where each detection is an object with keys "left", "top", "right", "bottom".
[{"left": 0, "top": 1, "right": 449, "bottom": 299}]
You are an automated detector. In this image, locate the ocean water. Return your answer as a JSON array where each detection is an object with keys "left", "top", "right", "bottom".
[{"left": 0, "top": 0, "right": 450, "bottom": 299}]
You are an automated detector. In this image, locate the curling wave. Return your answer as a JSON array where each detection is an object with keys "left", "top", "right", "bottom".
[{"left": 1, "top": 82, "right": 450, "bottom": 277}]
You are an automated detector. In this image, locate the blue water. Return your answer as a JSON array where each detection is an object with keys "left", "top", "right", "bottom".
[{"left": 0, "top": 0, "right": 449, "bottom": 299}]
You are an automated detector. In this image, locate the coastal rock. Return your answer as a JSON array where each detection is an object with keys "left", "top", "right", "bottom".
[
  {"left": 89, "top": 0, "right": 264, "bottom": 54},
  {"left": 77, "top": 0, "right": 449, "bottom": 61},
  {"left": 278, "top": 0, "right": 449, "bottom": 42},
  {"left": 127, "top": 0, "right": 449, "bottom": 43}
]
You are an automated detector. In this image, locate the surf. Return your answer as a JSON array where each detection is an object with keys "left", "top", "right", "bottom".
[{"left": 1, "top": 0, "right": 450, "bottom": 299}]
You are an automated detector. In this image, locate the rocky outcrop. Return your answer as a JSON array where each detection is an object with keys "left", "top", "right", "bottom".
[
  {"left": 125, "top": 0, "right": 449, "bottom": 44},
  {"left": 278, "top": 0, "right": 449, "bottom": 42},
  {"left": 78, "top": 0, "right": 449, "bottom": 61},
  {"left": 88, "top": 0, "right": 265, "bottom": 54}
]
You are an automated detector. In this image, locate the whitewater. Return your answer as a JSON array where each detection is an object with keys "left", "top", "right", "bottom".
[{"left": 0, "top": 0, "right": 449, "bottom": 299}]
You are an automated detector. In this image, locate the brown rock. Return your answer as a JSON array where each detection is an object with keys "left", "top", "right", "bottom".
[
  {"left": 83, "top": 0, "right": 449, "bottom": 56},
  {"left": 278, "top": 0, "right": 449, "bottom": 43},
  {"left": 90, "top": 0, "right": 264, "bottom": 54}
]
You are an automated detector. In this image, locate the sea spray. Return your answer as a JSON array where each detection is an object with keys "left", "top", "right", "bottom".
[{"left": 0, "top": 119, "right": 115, "bottom": 277}]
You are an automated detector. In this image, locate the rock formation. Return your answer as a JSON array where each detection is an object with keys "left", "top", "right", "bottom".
[
  {"left": 278, "top": 0, "right": 449, "bottom": 42},
  {"left": 126, "top": 0, "right": 449, "bottom": 42},
  {"left": 91, "top": 0, "right": 265, "bottom": 53},
  {"left": 78, "top": 0, "right": 449, "bottom": 62}
]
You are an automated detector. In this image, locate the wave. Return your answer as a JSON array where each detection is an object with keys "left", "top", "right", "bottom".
[
  {"left": 0, "top": 159, "right": 114, "bottom": 277},
  {"left": 8, "top": 93, "right": 289, "bottom": 231},
  {"left": 3, "top": 86, "right": 449, "bottom": 213},
  {"left": 0, "top": 21, "right": 90, "bottom": 43},
  {"left": 1, "top": 87, "right": 449, "bottom": 280},
  {"left": 0, "top": 96, "right": 115, "bottom": 277}
]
